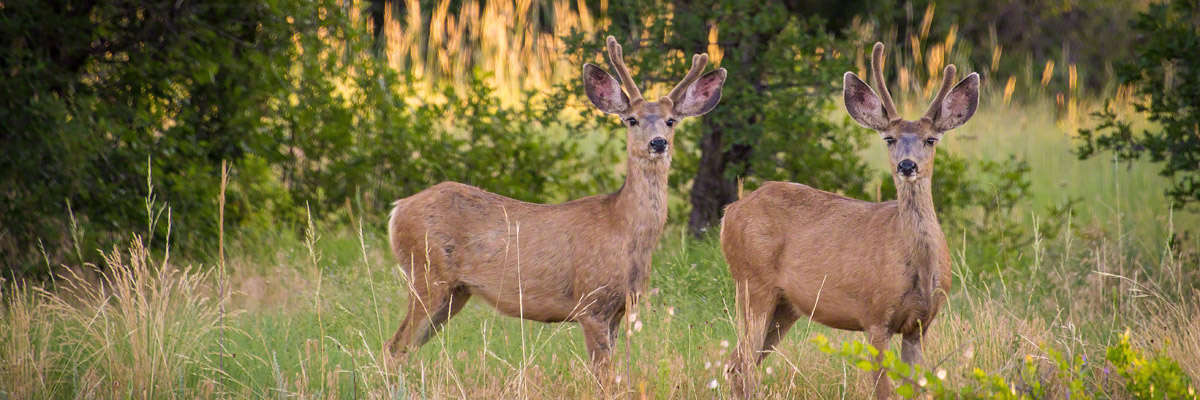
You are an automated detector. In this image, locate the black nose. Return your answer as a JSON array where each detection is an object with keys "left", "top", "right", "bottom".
[
  {"left": 897, "top": 160, "right": 918, "bottom": 175},
  {"left": 649, "top": 137, "right": 668, "bottom": 153}
]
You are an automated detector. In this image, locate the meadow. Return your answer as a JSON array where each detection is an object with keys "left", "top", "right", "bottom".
[
  {"left": 3, "top": 0, "right": 1199, "bottom": 398},
  {"left": 3, "top": 91, "right": 1197, "bottom": 399}
]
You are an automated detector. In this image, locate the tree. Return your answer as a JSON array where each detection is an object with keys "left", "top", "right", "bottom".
[{"left": 1077, "top": 0, "right": 1200, "bottom": 207}]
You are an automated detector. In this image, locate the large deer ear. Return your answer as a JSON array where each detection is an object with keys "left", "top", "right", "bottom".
[
  {"left": 932, "top": 73, "right": 979, "bottom": 132},
  {"left": 843, "top": 72, "right": 890, "bottom": 131},
  {"left": 583, "top": 63, "right": 630, "bottom": 114},
  {"left": 673, "top": 68, "right": 726, "bottom": 118}
]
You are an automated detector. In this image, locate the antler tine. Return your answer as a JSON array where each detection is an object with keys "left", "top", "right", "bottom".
[
  {"left": 605, "top": 36, "right": 643, "bottom": 102},
  {"left": 871, "top": 42, "right": 901, "bottom": 122},
  {"left": 667, "top": 53, "right": 710, "bottom": 102},
  {"left": 922, "top": 64, "right": 957, "bottom": 121}
]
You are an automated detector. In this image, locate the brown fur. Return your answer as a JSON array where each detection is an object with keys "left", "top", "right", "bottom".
[
  {"left": 383, "top": 36, "right": 726, "bottom": 382},
  {"left": 721, "top": 43, "right": 978, "bottom": 399}
]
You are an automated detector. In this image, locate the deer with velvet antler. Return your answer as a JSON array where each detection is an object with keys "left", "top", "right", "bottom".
[
  {"left": 721, "top": 42, "right": 979, "bottom": 399},
  {"left": 384, "top": 36, "right": 726, "bottom": 383}
]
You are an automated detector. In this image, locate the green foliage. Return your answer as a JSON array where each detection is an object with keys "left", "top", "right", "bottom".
[
  {"left": 812, "top": 335, "right": 946, "bottom": 399},
  {"left": 0, "top": 0, "right": 611, "bottom": 276},
  {"left": 1107, "top": 330, "right": 1199, "bottom": 399},
  {"left": 818, "top": 331, "right": 1199, "bottom": 399},
  {"left": 1078, "top": 0, "right": 1200, "bottom": 208}
]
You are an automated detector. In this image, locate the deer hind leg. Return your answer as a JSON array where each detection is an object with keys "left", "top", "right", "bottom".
[
  {"left": 728, "top": 285, "right": 778, "bottom": 399},
  {"left": 759, "top": 300, "right": 800, "bottom": 364},
  {"left": 384, "top": 269, "right": 469, "bottom": 368},
  {"left": 867, "top": 326, "right": 895, "bottom": 400}
]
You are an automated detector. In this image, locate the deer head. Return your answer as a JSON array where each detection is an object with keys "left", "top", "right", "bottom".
[
  {"left": 583, "top": 36, "right": 726, "bottom": 162},
  {"left": 843, "top": 43, "right": 979, "bottom": 184}
]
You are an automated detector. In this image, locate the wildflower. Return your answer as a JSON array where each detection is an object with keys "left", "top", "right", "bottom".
[
  {"left": 708, "top": 379, "right": 719, "bottom": 389},
  {"left": 936, "top": 369, "right": 947, "bottom": 380},
  {"left": 918, "top": 376, "right": 928, "bottom": 387},
  {"left": 705, "top": 361, "right": 712, "bottom": 370},
  {"left": 633, "top": 320, "right": 643, "bottom": 332},
  {"left": 765, "top": 367, "right": 774, "bottom": 375},
  {"left": 720, "top": 340, "right": 730, "bottom": 348},
  {"left": 628, "top": 312, "right": 639, "bottom": 323},
  {"left": 667, "top": 307, "right": 675, "bottom": 316}
]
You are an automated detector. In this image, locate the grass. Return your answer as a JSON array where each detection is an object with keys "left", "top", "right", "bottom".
[{"left": 2, "top": 98, "right": 1198, "bottom": 398}]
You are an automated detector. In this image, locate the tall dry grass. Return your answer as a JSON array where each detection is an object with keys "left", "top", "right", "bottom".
[
  {"left": 381, "top": 0, "right": 604, "bottom": 101},
  {"left": 1, "top": 237, "right": 227, "bottom": 399}
]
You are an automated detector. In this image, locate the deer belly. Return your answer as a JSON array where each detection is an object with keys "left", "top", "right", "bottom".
[
  {"left": 800, "top": 298, "right": 867, "bottom": 331},
  {"left": 470, "top": 283, "right": 577, "bottom": 323}
]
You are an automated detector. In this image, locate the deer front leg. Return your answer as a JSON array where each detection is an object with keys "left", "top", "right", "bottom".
[
  {"left": 901, "top": 331, "right": 923, "bottom": 366},
  {"left": 867, "top": 326, "right": 894, "bottom": 400},
  {"left": 580, "top": 316, "right": 615, "bottom": 387}
]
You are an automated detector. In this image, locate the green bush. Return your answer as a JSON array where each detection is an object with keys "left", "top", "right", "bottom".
[
  {"left": 1078, "top": 0, "right": 1200, "bottom": 208},
  {"left": 816, "top": 331, "right": 1198, "bottom": 399},
  {"left": 1107, "top": 330, "right": 1198, "bottom": 399},
  {"left": 0, "top": 0, "right": 612, "bottom": 277}
]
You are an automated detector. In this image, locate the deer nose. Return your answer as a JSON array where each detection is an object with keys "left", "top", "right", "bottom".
[
  {"left": 649, "top": 137, "right": 668, "bottom": 153},
  {"left": 897, "top": 160, "right": 918, "bottom": 176}
]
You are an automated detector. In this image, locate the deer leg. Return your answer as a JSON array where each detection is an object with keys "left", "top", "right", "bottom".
[
  {"left": 867, "top": 326, "right": 894, "bottom": 400},
  {"left": 579, "top": 316, "right": 615, "bottom": 387},
  {"left": 728, "top": 285, "right": 777, "bottom": 399},
  {"left": 901, "top": 331, "right": 923, "bottom": 366},
  {"left": 758, "top": 301, "right": 800, "bottom": 363},
  {"left": 384, "top": 277, "right": 459, "bottom": 368}
]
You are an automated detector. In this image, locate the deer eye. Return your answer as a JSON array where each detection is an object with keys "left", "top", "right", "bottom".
[
  {"left": 666, "top": 118, "right": 677, "bottom": 127},
  {"left": 884, "top": 137, "right": 896, "bottom": 146},
  {"left": 925, "top": 138, "right": 938, "bottom": 146},
  {"left": 625, "top": 117, "right": 639, "bottom": 126}
]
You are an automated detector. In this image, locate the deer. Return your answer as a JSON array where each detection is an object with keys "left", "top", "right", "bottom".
[
  {"left": 384, "top": 36, "right": 726, "bottom": 382},
  {"left": 720, "top": 42, "right": 978, "bottom": 399}
]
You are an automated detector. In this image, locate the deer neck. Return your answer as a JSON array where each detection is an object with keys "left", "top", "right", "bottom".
[
  {"left": 613, "top": 155, "right": 670, "bottom": 294},
  {"left": 615, "top": 156, "right": 670, "bottom": 237},
  {"left": 894, "top": 177, "right": 943, "bottom": 300}
]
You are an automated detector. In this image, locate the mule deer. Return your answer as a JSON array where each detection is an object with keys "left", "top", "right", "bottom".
[
  {"left": 385, "top": 36, "right": 726, "bottom": 380},
  {"left": 720, "top": 42, "right": 978, "bottom": 399}
]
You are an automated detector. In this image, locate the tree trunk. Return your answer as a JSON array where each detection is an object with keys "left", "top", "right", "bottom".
[
  {"left": 369, "top": 0, "right": 387, "bottom": 55},
  {"left": 685, "top": 30, "right": 766, "bottom": 238},
  {"left": 687, "top": 118, "right": 736, "bottom": 236}
]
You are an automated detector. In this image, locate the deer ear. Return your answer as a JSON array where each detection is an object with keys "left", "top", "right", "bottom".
[
  {"left": 583, "top": 63, "right": 630, "bottom": 114},
  {"left": 843, "top": 72, "right": 890, "bottom": 131},
  {"left": 932, "top": 73, "right": 979, "bottom": 132},
  {"left": 673, "top": 68, "right": 726, "bottom": 118}
]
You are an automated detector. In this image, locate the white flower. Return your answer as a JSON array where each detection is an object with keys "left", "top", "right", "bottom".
[
  {"left": 765, "top": 367, "right": 774, "bottom": 375},
  {"left": 936, "top": 369, "right": 947, "bottom": 380},
  {"left": 667, "top": 307, "right": 675, "bottom": 316},
  {"left": 707, "top": 379, "right": 719, "bottom": 389},
  {"left": 720, "top": 340, "right": 730, "bottom": 348},
  {"left": 705, "top": 361, "right": 712, "bottom": 370},
  {"left": 633, "top": 320, "right": 643, "bottom": 332},
  {"left": 628, "top": 312, "right": 639, "bottom": 323},
  {"left": 615, "top": 375, "right": 622, "bottom": 384},
  {"left": 918, "top": 376, "right": 928, "bottom": 387}
]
